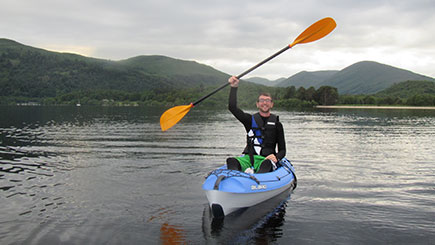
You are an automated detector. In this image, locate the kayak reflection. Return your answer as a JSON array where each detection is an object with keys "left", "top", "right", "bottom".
[{"left": 202, "top": 188, "right": 292, "bottom": 244}]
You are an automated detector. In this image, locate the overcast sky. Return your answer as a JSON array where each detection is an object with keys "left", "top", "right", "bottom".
[{"left": 2, "top": 0, "right": 435, "bottom": 80}]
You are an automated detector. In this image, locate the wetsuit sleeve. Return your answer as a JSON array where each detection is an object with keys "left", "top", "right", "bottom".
[
  {"left": 275, "top": 122, "right": 286, "bottom": 160},
  {"left": 229, "top": 87, "right": 251, "bottom": 131}
]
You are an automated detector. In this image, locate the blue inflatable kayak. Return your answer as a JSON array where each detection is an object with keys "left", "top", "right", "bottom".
[{"left": 203, "top": 158, "right": 297, "bottom": 217}]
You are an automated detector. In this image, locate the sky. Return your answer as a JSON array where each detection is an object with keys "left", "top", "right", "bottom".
[{"left": 2, "top": 0, "right": 435, "bottom": 80}]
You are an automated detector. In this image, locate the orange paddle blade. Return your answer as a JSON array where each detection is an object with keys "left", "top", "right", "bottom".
[
  {"left": 160, "top": 104, "right": 194, "bottom": 131},
  {"left": 290, "top": 17, "right": 336, "bottom": 48}
]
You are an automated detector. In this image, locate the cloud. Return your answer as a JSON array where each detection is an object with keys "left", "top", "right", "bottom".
[
  {"left": 43, "top": 44, "right": 96, "bottom": 57},
  {"left": 2, "top": 0, "right": 435, "bottom": 79}
]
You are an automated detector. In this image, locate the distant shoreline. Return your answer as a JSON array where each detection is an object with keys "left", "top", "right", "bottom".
[{"left": 315, "top": 105, "right": 435, "bottom": 110}]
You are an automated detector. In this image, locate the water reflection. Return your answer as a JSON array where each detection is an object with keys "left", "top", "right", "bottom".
[
  {"left": 148, "top": 207, "right": 188, "bottom": 244},
  {"left": 160, "top": 222, "right": 187, "bottom": 245},
  {"left": 202, "top": 189, "right": 291, "bottom": 244}
]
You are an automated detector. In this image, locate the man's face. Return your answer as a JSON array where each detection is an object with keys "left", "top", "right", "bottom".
[{"left": 256, "top": 95, "right": 273, "bottom": 114}]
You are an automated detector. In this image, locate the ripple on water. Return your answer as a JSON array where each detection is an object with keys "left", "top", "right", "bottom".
[{"left": 1, "top": 107, "right": 435, "bottom": 244}]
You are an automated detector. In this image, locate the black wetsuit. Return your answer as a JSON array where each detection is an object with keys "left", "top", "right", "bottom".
[{"left": 228, "top": 87, "right": 286, "bottom": 161}]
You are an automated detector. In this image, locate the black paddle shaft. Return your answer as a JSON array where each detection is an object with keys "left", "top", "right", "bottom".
[{"left": 192, "top": 45, "right": 290, "bottom": 106}]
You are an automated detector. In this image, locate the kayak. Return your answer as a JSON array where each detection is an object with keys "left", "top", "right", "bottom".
[
  {"left": 202, "top": 189, "right": 290, "bottom": 242},
  {"left": 203, "top": 158, "right": 297, "bottom": 217}
]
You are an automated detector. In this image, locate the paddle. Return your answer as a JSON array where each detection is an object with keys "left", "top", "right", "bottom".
[{"left": 160, "top": 17, "right": 336, "bottom": 131}]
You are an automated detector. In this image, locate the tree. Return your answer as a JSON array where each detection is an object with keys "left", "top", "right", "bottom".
[
  {"left": 406, "top": 94, "right": 435, "bottom": 106},
  {"left": 363, "top": 95, "right": 376, "bottom": 105},
  {"left": 339, "top": 95, "right": 360, "bottom": 105},
  {"left": 296, "top": 87, "right": 306, "bottom": 101},
  {"left": 283, "top": 86, "right": 296, "bottom": 99},
  {"left": 315, "top": 86, "right": 338, "bottom": 105},
  {"left": 305, "top": 86, "right": 316, "bottom": 101},
  {"left": 377, "top": 96, "right": 401, "bottom": 105}
]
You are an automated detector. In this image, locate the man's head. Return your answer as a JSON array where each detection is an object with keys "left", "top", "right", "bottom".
[{"left": 256, "top": 93, "right": 273, "bottom": 115}]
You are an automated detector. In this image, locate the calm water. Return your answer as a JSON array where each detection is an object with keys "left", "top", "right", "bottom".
[{"left": 0, "top": 106, "right": 434, "bottom": 244}]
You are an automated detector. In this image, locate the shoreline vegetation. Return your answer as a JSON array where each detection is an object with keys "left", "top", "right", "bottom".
[
  {"left": 7, "top": 103, "right": 435, "bottom": 110},
  {"left": 3, "top": 81, "right": 434, "bottom": 109},
  {"left": 2, "top": 79, "right": 435, "bottom": 109}
]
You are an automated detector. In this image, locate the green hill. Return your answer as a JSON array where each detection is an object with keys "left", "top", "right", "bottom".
[
  {"left": 376, "top": 80, "right": 435, "bottom": 98},
  {"left": 259, "top": 61, "right": 434, "bottom": 95},
  {"left": 0, "top": 38, "right": 229, "bottom": 98},
  {"left": 338, "top": 80, "right": 435, "bottom": 106}
]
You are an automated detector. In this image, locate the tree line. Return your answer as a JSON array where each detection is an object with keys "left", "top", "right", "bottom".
[
  {"left": 274, "top": 86, "right": 338, "bottom": 108},
  {"left": 1, "top": 76, "right": 434, "bottom": 107},
  {"left": 338, "top": 94, "right": 435, "bottom": 106},
  {"left": 0, "top": 84, "right": 340, "bottom": 108},
  {"left": 2, "top": 84, "right": 434, "bottom": 107}
]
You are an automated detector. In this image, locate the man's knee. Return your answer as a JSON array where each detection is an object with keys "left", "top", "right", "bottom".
[
  {"left": 257, "top": 159, "right": 273, "bottom": 173},
  {"left": 226, "top": 157, "right": 241, "bottom": 171}
]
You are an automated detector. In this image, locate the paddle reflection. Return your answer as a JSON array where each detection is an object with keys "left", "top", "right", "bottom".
[
  {"left": 202, "top": 189, "right": 292, "bottom": 244},
  {"left": 148, "top": 207, "right": 187, "bottom": 244},
  {"left": 160, "top": 222, "right": 187, "bottom": 245}
]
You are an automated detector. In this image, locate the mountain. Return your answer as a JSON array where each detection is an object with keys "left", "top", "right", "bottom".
[
  {"left": 320, "top": 61, "right": 434, "bottom": 94},
  {"left": 270, "top": 61, "right": 433, "bottom": 95},
  {"left": 246, "top": 77, "right": 286, "bottom": 86},
  {"left": 0, "top": 38, "right": 229, "bottom": 98},
  {"left": 276, "top": 70, "right": 338, "bottom": 88},
  {"left": 2, "top": 38, "right": 434, "bottom": 98}
]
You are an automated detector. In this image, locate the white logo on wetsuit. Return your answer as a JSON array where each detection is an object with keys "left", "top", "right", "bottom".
[{"left": 248, "top": 130, "right": 262, "bottom": 155}]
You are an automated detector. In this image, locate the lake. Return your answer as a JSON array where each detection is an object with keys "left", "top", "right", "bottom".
[{"left": 1, "top": 106, "right": 434, "bottom": 244}]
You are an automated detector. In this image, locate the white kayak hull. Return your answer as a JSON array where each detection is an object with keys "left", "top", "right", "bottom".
[{"left": 205, "top": 181, "right": 294, "bottom": 216}]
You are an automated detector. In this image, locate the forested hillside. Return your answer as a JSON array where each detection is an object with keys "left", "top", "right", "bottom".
[
  {"left": 375, "top": 80, "right": 435, "bottom": 98},
  {"left": 0, "top": 38, "right": 229, "bottom": 98},
  {"left": 273, "top": 61, "right": 434, "bottom": 94},
  {"left": 1, "top": 39, "right": 434, "bottom": 107},
  {"left": 339, "top": 80, "right": 435, "bottom": 106}
]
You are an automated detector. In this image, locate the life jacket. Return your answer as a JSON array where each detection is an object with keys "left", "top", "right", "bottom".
[{"left": 243, "top": 113, "right": 278, "bottom": 158}]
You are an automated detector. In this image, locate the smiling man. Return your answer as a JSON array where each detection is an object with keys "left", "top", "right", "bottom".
[{"left": 226, "top": 76, "right": 286, "bottom": 173}]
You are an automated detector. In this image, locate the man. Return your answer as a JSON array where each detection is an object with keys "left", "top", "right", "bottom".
[{"left": 227, "top": 76, "right": 286, "bottom": 173}]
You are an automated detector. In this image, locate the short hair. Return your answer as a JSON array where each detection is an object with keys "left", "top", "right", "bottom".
[{"left": 258, "top": 92, "right": 273, "bottom": 101}]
